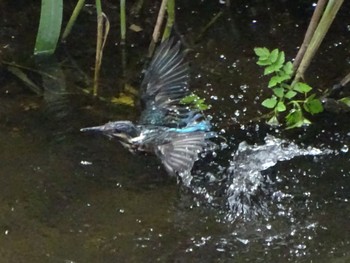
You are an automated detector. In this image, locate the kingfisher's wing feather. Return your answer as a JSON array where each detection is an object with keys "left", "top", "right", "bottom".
[
  {"left": 139, "top": 38, "right": 193, "bottom": 127},
  {"left": 156, "top": 132, "right": 208, "bottom": 176}
]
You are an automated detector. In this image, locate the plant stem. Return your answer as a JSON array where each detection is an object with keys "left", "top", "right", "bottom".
[
  {"left": 93, "top": 1, "right": 110, "bottom": 96},
  {"left": 340, "top": 72, "right": 350, "bottom": 87},
  {"left": 162, "top": 0, "right": 175, "bottom": 41},
  {"left": 293, "top": 0, "right": 327, "bottom": 71},
  {"left": 62, "top": 0, "right": 86, "bottom": 41},
  {"left": 120, "top": 0, "right": 126, "bottom": 44},
  {"left": 195, "top": 11, "right": 223, "bottom": 43},
  {"left": 148, "top": 0, "right": 168, "bottom": 57},
  {"left": 293, "top": 0, "right": 344, "bottom": 85}
]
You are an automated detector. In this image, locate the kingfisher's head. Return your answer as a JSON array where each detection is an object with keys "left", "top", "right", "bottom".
[{"left": 81, "top": 121, "right": 140, "bottom": 150}]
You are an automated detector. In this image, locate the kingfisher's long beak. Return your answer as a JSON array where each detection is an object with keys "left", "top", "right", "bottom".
[{"left": 80, "top": 125, "right": 108, "bottom": 132}]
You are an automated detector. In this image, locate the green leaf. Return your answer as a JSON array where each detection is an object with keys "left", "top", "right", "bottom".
[
  {"left": 264, "top": 52, "right": 285, "bottom": 75},
  {"left": 273, "top": 51, "right": 285, "bottom": 71},
  {"left": 273, "top": 87, "right": 284, "bottom": 98},
  {"left": 285, "top": 90, "right": 297, "bottom": 99},
  {"left": 180, "top": 94, "right": 198, "bottom": 104},
  {"left": 339, "top": 97, "right": 350, "bottom": 107},
  {"left": 254, "top": 47, "right": 270, "bottom": 59},
  {"left": 257, "top": 59, "right": 271, "bottom": 66},
  {"left": 293, "top": 82, "right": 312, "bottom": 93},
  {"left": 196, "top": 98, "right": 210, "bottom": 110},
  {"left": 278, "top": 72, "right": 291, "bottom": 82},
  {"left": 261, "top": 97, "right": 277, "bottom": 108},
  {"left": 268, "top": 75, "right": 290, "bottom": 87},
  {"left": 34, "top": 0, "right": 63, "bottom": 55},
  {"left": 283, "top": 61, "right": 293, "bottom": 76},
  {"left": 180, "top": 93, "right": 210, "bottom": 111},
  {"left": 264, "top": 65, "right": 275, "bottom": 75},
  {"left": 304, "top": 98, "right": 323, "bottom": 114},
  {"left": 276, "top": 101, "right": 286, "bottom": 112},
  {"left": 268, "top": 76, "right": 279, "bottom": 88},
  {"left": 285, "top": 109, "right": 312, "bottom": 129},
  {"left": 267, "top": 115, "right": 279, "bottom": 126},
  {"left": 286, "top": 109, "right": 303, "bottom": 128},
  {"left": 269, "top": 49, "right": 279, "bottom": 63}
]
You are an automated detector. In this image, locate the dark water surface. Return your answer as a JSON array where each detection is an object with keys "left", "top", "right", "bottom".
[{"left": 1, "top": 0, "right": 350, "bottom": 262}]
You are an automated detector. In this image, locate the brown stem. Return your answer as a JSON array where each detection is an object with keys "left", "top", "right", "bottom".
[
  {"left": 293, "top": 0, "right": 344, "bottom": 85},
  {"left": 148, "top": 0, "right": 169, "bottom": 57},
  {"left": 340, "top": 72, "right": 350, "bottom": 87},
  {"left": 293, "top": 0, "right": 327, "bottom": 72}
]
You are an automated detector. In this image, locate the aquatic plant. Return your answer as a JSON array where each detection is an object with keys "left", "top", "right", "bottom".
[
  {"left": 180, "top": 93, "right": 211, "bottom": 111},
  {"left": 34, "top": 0, "right": 63, "bottom": 55},
  {"left": 254, "top": 47, "right": 323, "bottom": 129}
]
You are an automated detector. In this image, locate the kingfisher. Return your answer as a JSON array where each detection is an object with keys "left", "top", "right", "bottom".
[{"left": 81, "top": 38, "right": 216, "bottom": 178}]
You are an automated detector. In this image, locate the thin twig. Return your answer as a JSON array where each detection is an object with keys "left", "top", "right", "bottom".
[{"left": 195, "top": 11, "right": 223, "bottom": 43}]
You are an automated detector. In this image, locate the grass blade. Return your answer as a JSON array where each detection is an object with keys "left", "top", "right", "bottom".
[{"left": 34, "top": 0, "right": 63, "bottom": 55}]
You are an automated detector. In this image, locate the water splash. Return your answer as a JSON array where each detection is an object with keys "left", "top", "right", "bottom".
[
  {"left": 186, "top": 134, "right": 333, "bottom": 221},
  {"left": 226, "top": 135, "right": 333, "bottom": 220}
]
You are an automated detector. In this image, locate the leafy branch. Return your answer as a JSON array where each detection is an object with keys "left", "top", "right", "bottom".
[{"left": 254, "top": 47, "right": 323, "bottom": 129}]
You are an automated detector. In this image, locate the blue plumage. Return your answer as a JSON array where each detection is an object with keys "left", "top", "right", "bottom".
[{"left": 81, "top": 38, "right": 216, "bottom": 177}]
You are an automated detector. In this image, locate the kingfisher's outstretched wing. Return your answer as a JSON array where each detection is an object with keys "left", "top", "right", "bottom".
[
  {"left": 155, "top": 131, "right": 213, "bottom": 177},
  {"left": 139, "top": 38, "right": 193, "bottom": 127}
]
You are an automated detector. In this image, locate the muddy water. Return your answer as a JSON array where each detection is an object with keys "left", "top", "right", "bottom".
[{"left": 1, "top": 0, "right": 350, "bottom": 262}]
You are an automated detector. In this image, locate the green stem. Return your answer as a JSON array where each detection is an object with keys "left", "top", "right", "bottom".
[
  {"left": 94, "top": 0, "right": 103, "bottom": 96},
  {"left": 62, "top": 0, "right": 86, "bottom": 41},
  {"left": 120, "top": 0, "right": 126, "bottom": 44},
  {"left": 162, "top": 0, "right": 175, "bottom": 41},
  {"left": 95, "top": 0, "right": 102, "bottom": 15}
]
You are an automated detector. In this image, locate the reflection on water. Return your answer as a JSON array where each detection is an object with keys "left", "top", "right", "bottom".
[{"left": 1, "top": 0, "right": 350, "bottom": 262}]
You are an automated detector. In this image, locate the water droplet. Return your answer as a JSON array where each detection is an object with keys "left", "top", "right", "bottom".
[
  {"left": 80, "top": 160, "right": 92, "bottom": 165},
  {"left": 341, "top": 145, "right": 348, "bottom": 153}
]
